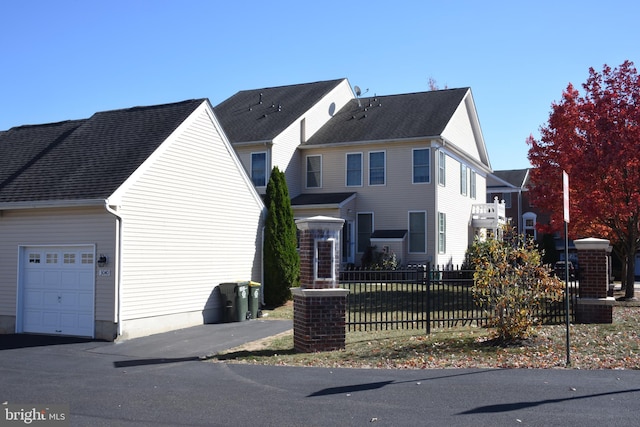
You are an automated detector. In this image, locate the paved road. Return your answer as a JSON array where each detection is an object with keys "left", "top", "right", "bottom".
[{"left": 1, "top": 320, "right": 639, "bottom": 426}]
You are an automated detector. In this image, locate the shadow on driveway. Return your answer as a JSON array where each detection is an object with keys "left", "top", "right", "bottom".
[{"left": 0, "top": 334, "right": 100, "bottom": 350}]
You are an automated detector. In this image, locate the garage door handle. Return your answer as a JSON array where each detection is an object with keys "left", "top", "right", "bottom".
[{"left": 58, "top": 296, "right": 61, "bottom": 303}]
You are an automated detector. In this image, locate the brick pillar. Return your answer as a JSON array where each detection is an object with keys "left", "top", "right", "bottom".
[
  {"left": 292, "top": 216, "right": 348, "bottom": 352},
  {"left": 574, "top": 238, "right": 614, "bottom": 323}
]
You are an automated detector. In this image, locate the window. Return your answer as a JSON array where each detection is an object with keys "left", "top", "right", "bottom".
[
  {"left": 46, "top": 253, "right": 58, "bottom": 264},
  {"left": 29, "top": 253, "right": 41, "bottom": 264},
  {"left": 438, "top": 212, "right": 446, "bottom": 254},
  {"left": 369, "top": 151, "right": 385, "bottom": 185},
  {"left": 81, "top": 253, "right": 94, "bottom": 264},
  {"left": 64, "top": 253, "right": 76, "bottom": 264},
  {"left": 251, "top": 152, "right": 267, "bottom": 187},
  {"left": 412, "top": 148, "right": 430, "bottom": 183},
  {"left": 460, "top": 164, "right": 468, "bottom": 196},
  {"left": 357, "top": 213, "right": 373, "bottom": 253},
  {"left": 306, "top": 155, "right": 322, "bottom": 188},
  {"left": 470, "top": 171, "right": 477, "bottom": 199},
  {"left": 346, "top": 153, "right": 362, "bottom": 186},
  {"left": 438, "top": 151, "right": 446, "bottom": 186},
  {"left": 409, "top": 211, "right": 426, "bottom": 253},
  {"left": 523, "top": 212, "right": 537, "bottom": 240}
]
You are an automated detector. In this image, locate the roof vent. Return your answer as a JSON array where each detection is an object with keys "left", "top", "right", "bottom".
[{"left": 259, "top": 93, "right": 263, "bottom": 104}]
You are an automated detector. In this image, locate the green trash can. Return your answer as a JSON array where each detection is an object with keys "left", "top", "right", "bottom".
[
  {"left": 247, "top": 281, "right": 262, "bottom": 319},
  {"left": 219, "top": 282, "right": 249, "bottom": 322}
]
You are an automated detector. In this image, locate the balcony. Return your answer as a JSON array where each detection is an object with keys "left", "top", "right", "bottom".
[{"left": 471, "top": 197, "right": 507, "bottom": 231}]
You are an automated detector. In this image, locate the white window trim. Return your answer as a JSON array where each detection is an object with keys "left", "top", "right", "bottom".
[
  {"left": 408, "top": 210, "right": 427, "bottom": 254},
  {"left": 368, "top": 150, "right": 386, "bottom": 186},
  {"left": 314, "top": 238, "right": 336, "bottom": 281},
  {"left": 345, "top": 152, "right": 363, "bottom": 187},
  {"left": 306, "top": 154, "right": 322, "bottom": 189},
  {"left": 250, "top": 151, "right": 268, "bottom": 187},
  {"left": 412, "top": 148, "right": 431, "bottom": 184}
]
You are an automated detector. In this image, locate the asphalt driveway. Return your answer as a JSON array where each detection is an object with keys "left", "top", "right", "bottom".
[{"left": 1, "top": 319, "right": 639, "bottom": 426}]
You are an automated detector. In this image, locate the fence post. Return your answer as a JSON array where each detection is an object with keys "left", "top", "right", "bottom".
[
  {"left": 292, "top": 216, "right": 348, "bottom": 352},
  {"left": 426, "top": 263, "right": 431, "bottom": 335},
  {"left": 574, "top": 237, "right": 614, "bottom": 323}
]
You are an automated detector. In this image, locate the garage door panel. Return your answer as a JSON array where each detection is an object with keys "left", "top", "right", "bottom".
[
  {"left": 24, "top": 290, "right": 44, "bottom": 308},
  {"left": 21, "top": 246, "right": 95, "bottom": 337}
]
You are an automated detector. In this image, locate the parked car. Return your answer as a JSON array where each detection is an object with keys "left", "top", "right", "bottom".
[{"left": 554, "top": 261, "right": 577, "bottom": 280}]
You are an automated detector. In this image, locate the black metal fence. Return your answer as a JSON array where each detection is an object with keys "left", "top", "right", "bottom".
[{"left": 340, "top": 265, "right": 577, "bottom": 333}]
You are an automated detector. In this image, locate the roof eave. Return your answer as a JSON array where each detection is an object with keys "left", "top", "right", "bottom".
[
  {"left": 0, "top": 199, "right": 107, "bottom": 210},
  {"left": 300, "top": 135, "right": 441, "bottom": 149}
]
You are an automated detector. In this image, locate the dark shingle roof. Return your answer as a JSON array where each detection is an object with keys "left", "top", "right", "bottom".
[
  {"left": 371, "top": 230, "right": 407, "bottom": 239},
  {"left": 304, "top": 88, "right": 468, "bottom": 145},
  {"left": 213, "top": 79, "right": 345, "bottom": 143},
  {"left": 291, "top": 192, "right": 355, "bottom": 206},
  {"left": 490, "top": 169, "right": 530, "bottom": 189},
  {"left": 0, "top": 99, "right": 205, "bottom": 203}
]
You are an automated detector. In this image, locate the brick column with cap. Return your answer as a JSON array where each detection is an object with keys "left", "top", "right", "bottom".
[
  {"left": 574, "top": 237, "right": 614, "bottom": 323},
  {"left": 292, "top": 216, "right": 348, "bottom": 352}
]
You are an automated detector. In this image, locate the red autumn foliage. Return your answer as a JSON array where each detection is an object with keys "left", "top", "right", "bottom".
[{"left": 527, "top": 61, "right": 640, "bottom": 300}]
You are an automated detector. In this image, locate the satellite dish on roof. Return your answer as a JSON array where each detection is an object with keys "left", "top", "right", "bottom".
[{"left": 354, "top": 86, "right": 361, "bottom": 96}]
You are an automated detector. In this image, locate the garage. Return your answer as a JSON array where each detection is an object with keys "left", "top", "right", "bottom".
[{"left": 19, "top": 246, "right": 95, "bottom": 337}]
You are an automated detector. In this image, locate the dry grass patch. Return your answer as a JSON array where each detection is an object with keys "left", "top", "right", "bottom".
[{"left": 213, "top": 303, "right": 639, "bottom": 370}]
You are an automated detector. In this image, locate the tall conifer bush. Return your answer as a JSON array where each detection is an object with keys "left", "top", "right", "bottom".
[{"left": 263, "top": 166, "right": 300, "bottom": 307}]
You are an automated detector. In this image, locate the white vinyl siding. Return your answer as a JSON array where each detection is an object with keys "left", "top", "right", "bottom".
[
  {"left": 369, "top": 151, "right": 386, "bottom": 186},
  {"left": 346, "top": 152, "right": 363, "bottom": 187},
  {"left": 408, "top": 211, "right": 426, "bottom": 253},
  {"left": 306, "top": 155, "right": 322, "bottom": 188},
  {"left": 0, "top": 207, "right": 116, "bottom": 326},
  {"left": 412, "top": 148, "right": 430, "bottom": 184},
  {"left": 116, "top": 105, "right": 264, "bottom": 323}
]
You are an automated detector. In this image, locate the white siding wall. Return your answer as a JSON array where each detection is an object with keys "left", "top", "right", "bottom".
[
  {"left": 115, "top": 105, "right": 264, "bottom": 326},
  {"left": 434, "top": 151, "right": 479, "bottom": 266},
  {"left": 300, "top": 140, "right": 437, "bottom": 266},
  {"left": 272, "top": 79, "right": 354, "bottom": 198},
  {"left": 442, "top": 96, "right": 482, "bottom": 163},
  {"left": 0, "top": 207, "right": 116, "bottom": 322}
]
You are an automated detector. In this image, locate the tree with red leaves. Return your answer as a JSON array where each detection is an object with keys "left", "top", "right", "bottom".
[{"left": 527, "top": 60, "right": 639, "bottom": 300}]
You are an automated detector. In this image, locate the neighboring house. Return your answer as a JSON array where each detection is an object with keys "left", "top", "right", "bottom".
[
  {"left": 487, "top": 168, "right": 551, "bottom": 242},
  {"left": 216, "top": 79, "right": 502, "bottom": 267},
  {"left": 0, "top": 99, "right": 265, "bottom": 341}
]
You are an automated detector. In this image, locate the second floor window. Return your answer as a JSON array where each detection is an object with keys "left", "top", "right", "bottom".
[
  {"left": 412, "top": 148, "right": 430, "bottom": 183},
  {"left": 306, "top": 155, "right": 322, "bottom": 188},
  {"left": 369, "top": 151, "right": 385, "bottom": 185},
  {"left": 470, "top": 170, "right": 477, "bottom": 199},
  {"left": 346, "top": 153, "right": 362, "bottom": 186},
  {"left": 438, "top": 151, "right": 446, "bottom": 186},
  {"left": 251, "top": 152, "right": 267, "bottom": 187},
  {"left": 460, "top": 164, "right": 468, "bottom": 196}
]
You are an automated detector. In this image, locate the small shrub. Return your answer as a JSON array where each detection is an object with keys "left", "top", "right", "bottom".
[{"left": 467, "top": 229, "right": 564, "bottom": 342}]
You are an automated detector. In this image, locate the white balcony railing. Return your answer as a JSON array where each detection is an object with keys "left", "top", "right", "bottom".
[{"left": 471, "top": 197, "right": 507, "bottom": 230}]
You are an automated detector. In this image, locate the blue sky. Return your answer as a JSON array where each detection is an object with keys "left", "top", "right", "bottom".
[{"left": 1, "top": 1, "right": 637, "bottom": 171}]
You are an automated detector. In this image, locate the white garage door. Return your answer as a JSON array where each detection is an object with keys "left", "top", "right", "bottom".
[{"left": 20, "top": 246, "right": 95, "bottom": 337}]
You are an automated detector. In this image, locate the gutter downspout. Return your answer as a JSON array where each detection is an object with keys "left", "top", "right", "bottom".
[{"left": 104, "top": 201, "right": 123, "bottom": 339}]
